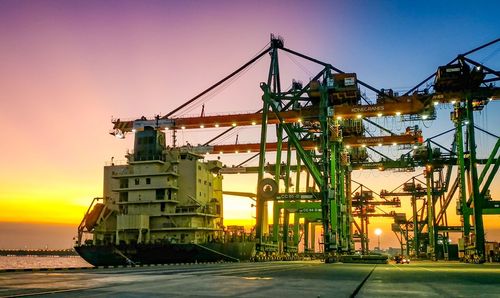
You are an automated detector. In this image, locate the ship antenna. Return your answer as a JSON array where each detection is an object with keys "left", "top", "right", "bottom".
[
  {"left": 172, "top": 129, "right": 177, "bottom": 148},
  {"left": 155, "top": 114, "right": 160, "bottom": 129}
]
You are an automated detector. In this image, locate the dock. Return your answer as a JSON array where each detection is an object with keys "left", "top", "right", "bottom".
[{"left": 0, "top": 261, "right": 498, "bottom": 297}]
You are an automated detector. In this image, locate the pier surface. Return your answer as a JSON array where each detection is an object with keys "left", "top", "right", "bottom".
[{"left": 0, "top": 261, "right": 499, "bottom": 297}]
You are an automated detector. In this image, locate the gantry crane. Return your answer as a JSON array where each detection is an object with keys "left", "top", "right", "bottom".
[
  {"left": 108, "top": 35, "right": 499, "bottom": 262},
  {"left": 365, "top": 39, "right": 500, "bottom": 262},
  {"left": 351, "top": 183, "right": 401, "bottom": 255},
  {"left": 400, "top": 40, "right": 499, "bottom": 262}
]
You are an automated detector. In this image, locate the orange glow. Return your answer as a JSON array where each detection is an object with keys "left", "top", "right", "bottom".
[
  {"left": 1, "top": 169, "right": 499, "bottom": 249},
  {"left": 0, "top": 183, "right": 95, "bottom": 224}
]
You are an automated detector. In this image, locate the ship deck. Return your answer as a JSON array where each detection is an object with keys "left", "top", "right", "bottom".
[{"left": 0, "top": 261, "right": 499, "bottom": 297}]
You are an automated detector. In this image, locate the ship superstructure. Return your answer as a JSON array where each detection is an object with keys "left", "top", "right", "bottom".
[
  {"left": 103, "top": 126, "right": 224, "bottom": 246},
  {"left": 75, "top": 126, "right": 254, "bottom": 266}
]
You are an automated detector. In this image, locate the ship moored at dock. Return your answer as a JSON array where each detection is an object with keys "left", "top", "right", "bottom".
[{"left": 75, "top": 126, "right": 255, "bottom": 266}]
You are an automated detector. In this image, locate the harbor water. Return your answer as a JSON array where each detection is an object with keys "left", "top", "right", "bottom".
[{"left": 0, "top": 256, "right": 91, "bottom": 270}]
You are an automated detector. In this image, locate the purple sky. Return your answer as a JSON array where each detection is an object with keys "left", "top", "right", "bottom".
[{"left": 0, "top": 0, "right": 498, "bottom": 248}]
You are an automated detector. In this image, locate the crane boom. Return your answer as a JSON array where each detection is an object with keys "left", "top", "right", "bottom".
[
  {"left": 186, "top": 134, "right": 421, "bottom": 155},
  {"left": 110, "top": 94, "right": 435, "bottom": 138}
]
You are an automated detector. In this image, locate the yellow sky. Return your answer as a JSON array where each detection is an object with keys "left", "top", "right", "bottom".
[{"left": 0, "top": 166, "right": 499, "bottom": 250}]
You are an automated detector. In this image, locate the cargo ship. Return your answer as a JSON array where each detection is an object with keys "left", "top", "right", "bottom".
[{"left": 75, "top": 125, "right": 256, "bottom": 266}]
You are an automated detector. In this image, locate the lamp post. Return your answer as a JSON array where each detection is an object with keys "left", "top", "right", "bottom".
[{"left": 375, "top": 228, "right": 382, "bottom": 251}]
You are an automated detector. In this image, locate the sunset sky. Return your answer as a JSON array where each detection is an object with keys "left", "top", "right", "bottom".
[{"left": 0, "top": 0, "right": 499, "bottom": 249}]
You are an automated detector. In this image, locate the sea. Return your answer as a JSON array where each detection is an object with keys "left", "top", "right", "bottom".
[{"left": 0, "top": 256, "right": 91, "bottom": 270}]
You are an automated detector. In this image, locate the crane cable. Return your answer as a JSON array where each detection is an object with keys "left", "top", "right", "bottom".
[
  {"left": 283, "top": 51, "right": 315, "bottom": 77},
  {"left": 175, "top": 53, "right": 264, "bottom": 117},
  {"left": 479, "top": 45, "right": 500, "bottom": 64},
  {"left": 163, "top": 42, "right": 271, "bottom": 119}
]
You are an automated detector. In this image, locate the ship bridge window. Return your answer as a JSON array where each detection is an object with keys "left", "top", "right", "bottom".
[
  {"left": 120, "top": 179, "right": 128, "bottom": 188},
  {"left": 119, "top": 192, "right": 128, "bottom": 202},
  {"left": 146, "top": 178, "right": 151, "bottom": 184},
  {"left": 156, "top": 189, "right": 165, "bottom": 200},
  {"left": 119, "top": 205, "right": 128, "bottom": 214}
]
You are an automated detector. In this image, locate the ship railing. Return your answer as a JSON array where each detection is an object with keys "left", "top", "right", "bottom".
[
  {"left": 76, "top": 197, "right": 102, "bottom": 246},
  {"left": 111, "top": 168, "right": 130, "bottom": 176},
  {"left": 105, "top": 159, "right": 128, "bottom": 166},
  {"left": 130, "top": 155, "right": 166, "bottom": 162}
]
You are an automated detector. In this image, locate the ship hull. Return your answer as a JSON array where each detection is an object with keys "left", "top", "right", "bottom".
[{"left": 75, "top": 242, "right": 256, "bottom": 266}]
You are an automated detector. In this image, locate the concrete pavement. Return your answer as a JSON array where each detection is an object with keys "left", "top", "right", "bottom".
[{"left": 0, "top": 261, "right": 498, "bottom": 297}]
